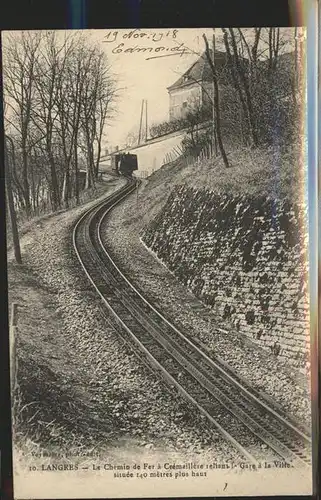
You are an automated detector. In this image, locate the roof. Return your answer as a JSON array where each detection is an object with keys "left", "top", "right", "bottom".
[{"left": 167, "top": 50, "right": 232, "bottom": 92}]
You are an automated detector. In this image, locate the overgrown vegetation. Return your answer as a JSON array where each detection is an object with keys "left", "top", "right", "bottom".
[
  {"left": 149, "top": 117, "right": 188, "bottom": 139},
  {"left": 153, "top": 142, "right": 304, "bottom": 203},
  {"left": 180, "top": 104, "right": 212, "bottom": 156},
  {"left": 151, "top": 28, "right": 304, "bottom": 166}
]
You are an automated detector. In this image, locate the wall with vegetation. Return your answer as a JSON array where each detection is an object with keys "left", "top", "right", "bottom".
[{"left": 142, "top": 184, "right": 310, "bottom": 369}]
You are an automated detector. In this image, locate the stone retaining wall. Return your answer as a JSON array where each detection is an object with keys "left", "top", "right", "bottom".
[{"left": 142, "top": 185, "right": 310, "bottom": 368}]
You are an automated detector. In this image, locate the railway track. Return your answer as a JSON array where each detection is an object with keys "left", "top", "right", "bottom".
[{"left": 73, "top": 178, "right": 312, "bottom": 469}]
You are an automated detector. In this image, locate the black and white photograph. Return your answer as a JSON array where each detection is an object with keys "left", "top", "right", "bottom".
[{"left": 3, "top": 27, "right": 313, "bottom": 498}]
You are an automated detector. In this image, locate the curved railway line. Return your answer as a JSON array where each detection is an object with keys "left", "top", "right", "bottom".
[{"left": 73, "top": 178, "right": 312, "bottom": 469}]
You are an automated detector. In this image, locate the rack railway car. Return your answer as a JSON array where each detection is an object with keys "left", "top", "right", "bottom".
[{"left": 112, "top": 153, "right": 138, "bottom": 177}]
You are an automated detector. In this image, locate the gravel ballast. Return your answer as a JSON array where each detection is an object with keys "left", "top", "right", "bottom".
[
  {"left": 8, "top": 177, "right": 245, "bottom": 463},
  {"left": 101, "top": 186, "right": 312, "bottom": 430}
]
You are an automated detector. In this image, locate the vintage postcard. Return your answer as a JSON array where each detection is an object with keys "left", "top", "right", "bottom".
[{"left": 3, "top": 26, "right": 313, "bottom": 498}]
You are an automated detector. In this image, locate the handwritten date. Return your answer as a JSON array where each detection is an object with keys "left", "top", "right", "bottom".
[{"left": 103, "top": 29, "right": 178, "bottom": 44}]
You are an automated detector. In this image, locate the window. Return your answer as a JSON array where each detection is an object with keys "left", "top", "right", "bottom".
[{"left": 182, "top": 101, "right": 188, "bottom": 108}]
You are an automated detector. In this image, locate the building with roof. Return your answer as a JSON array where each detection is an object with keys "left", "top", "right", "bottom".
[
  {"left": 167, "top": 49, "right": 297, "bottom": 122},
  {"left": 167, "top": 50, "right": 236, "bottom": 121}
]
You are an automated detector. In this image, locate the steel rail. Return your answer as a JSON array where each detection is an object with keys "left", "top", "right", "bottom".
[
  {"left": 73, "top": 180, "right": 261, "bottom": 465},
  {"left": 96, "top": 184, "right": 312, "bottom": 468},
  {"left": 72, "top": 178, "right": 311, "bottom": 470},
  {"left": 97, "top": 204, "right": 311, "bottom": 446}
]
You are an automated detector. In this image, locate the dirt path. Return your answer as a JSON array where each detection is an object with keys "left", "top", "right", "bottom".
[{"left": 8, "top": 177, "right": 243, "bottom": 469}]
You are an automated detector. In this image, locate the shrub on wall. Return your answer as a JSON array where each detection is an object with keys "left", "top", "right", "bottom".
[{"left": 149, "top": 118, "right": 187, "bottom": 139}]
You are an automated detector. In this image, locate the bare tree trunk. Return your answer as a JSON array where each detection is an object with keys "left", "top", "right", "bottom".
[
  {"left": 11, "top": 167, "right": 26, "bottom": 210},
  {"left": 21, "top": 147, "right": 31, "bottom": 215},
  {"left": 85, "top": 142, "right": 93, "bottom": 189},
  {"left": 203, "top": 34, "right": 230, "bottom": 169},
  {"left": 212, "top": 33, "right": 218, "bottom": 156},
  {"left": 222, "top": 29, "right": 249, "bottom": 146},
  {"left": 251, "top": 28, "right": 262, "bottom": 63},
  {"left": 36, "top": 182, "right": 40, "bottom": 210},
  {"left": 5, "top": 139, "right": 22, "bottom": 264},
  {"left": 268, "top": 28, "right": 280, "bottom": 77},
  {"left": 95, "top": 140, "right": 101, "bottom": 178},
  {"left": 62, "top": 168, "right": 71, "bottom": 208},
  {"left": 228, "top": 28, "right": 259, "bottom": 147},
  {"left": 48, "top": 152, "right": 60, "bottom": 211},
  {"left": 74, "top": 138, "right": 79, "bottom": 204}
]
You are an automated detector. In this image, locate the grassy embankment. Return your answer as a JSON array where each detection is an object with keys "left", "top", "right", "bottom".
[{"left": 131, "top": 141, "right": 306, "bottom": 232}]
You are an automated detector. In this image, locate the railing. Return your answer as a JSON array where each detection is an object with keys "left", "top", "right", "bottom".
[
  {"left": 161, "top": 144, "right": 184, "bottom": 166},
  {"left": 187, "top": 142, "right": 215, "bottom": 166},
  {"left": 162, "top": 141, "right": 216, "bottom": 168}
]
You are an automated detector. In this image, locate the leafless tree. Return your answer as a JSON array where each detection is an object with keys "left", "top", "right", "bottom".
[
  {"left": 3, "top": 31, "right": 118, "bottom": 214},
  {"left": 223, "top": 29, "right": 259, "bottom": 147},
  {"left": 55, "top": 34, "right": 84, "bottom": 206},
  {"left": 3, "top": 32, "right": 42, "bottom": 215},
  {"left": 5, "top": 136, "right": 22, "bottom": 263},
  {"left": 203, "top": 34, "right": 230, "bottom": 168},
  {"left": 31, "top": 31, "right": 68, "bottom": 210},
  {"left": 93, "top": 65, "right": 118, "bottom": 178},
  {"left": 78, "top": 47, "right": 117, "bottom": 189}
]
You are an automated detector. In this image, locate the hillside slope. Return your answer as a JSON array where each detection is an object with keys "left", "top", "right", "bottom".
[
  {"left": 102, "top": 144, "right": 311, "bottom": 427},
  {"left": 133, "top": 142, "right": 305, "bottom": 232}
]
